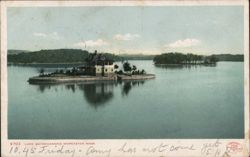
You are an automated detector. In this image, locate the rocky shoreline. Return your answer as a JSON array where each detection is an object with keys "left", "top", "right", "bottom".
[{"left": 28, "top": 74, "right": 155, "bottom": 84}]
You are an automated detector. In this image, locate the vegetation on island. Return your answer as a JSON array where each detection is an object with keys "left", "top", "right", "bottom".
[
  {"left": 38, "top": 60, "right": 146, "bottom": 77},
  {"left": 39, "top": 67, "right": 85, "bottom": 77},
  {"left": 115, "top": 61, "right": 146, "bottom": 75},
  {"left": 153, "top": 52, "right": 218, "bottom": 65}
]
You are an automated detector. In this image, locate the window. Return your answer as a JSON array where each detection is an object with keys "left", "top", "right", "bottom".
[{"left": 105, "top": 69, "right": 108, "bottom": 72}]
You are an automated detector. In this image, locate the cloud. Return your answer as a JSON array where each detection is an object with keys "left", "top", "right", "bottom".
[
  {"left": 113, "top": 33, "right": 140, "bottom": 41},
  {"left": 33, "top": 32, "right": 60, "bottom": 40},
  {"left": 73, "top": 39, "right": 109, "bottom": 48},
  {"left": 50, "top": 32, "right": 60, "bottom": 40},
  {"left": 166, "top": 38, "right": 201, "bottom": 48},
  {"left": 33, "top": 32, "right": 47, "bottom": 37}
]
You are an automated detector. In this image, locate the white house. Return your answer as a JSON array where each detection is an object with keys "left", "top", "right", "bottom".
[{"left": 79, "top": 51, "right": 115, "bottom": 77}]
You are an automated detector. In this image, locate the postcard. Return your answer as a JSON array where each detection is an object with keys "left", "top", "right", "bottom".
[{"left": 1, "top": 0, "right": 249, "bottom": 157}]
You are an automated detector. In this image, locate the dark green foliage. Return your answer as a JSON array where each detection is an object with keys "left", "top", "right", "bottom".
[
  {"left": 114, "top": 64, "right": 119, "bottom": 69},
  {"left": 121, "top": 61, "right": 146, "bottom": 75},
  {"left": 39, "top": 74, "right": 51, "bottom": 77},
  {"left": 8, "top": 49, "right": 243, "bottom": 64},
  {"left": 213, "top": 54, "right": 243, "bottom": 61},
  {"left": 39, "top": 68, "right": 44, "bottom": 75},
  {"left": 140, "top": 69, "right": 146, "bottom": 75},
  {"left": 59, "top": 69, "right": 64, "bottom": 74},
  {"left": 116, "top": 70, "right": 124, "bottom": 75},
  {"left": 8, "top": 49, "right": 89, "bottom": 63},
  {"left": 66, "top": 70, "right": 71, "bottom": 75},
  {"left": 102, "top": 53, "right": 123, "bottom": 61},
  {"left": 85, "top": 52, "right": 121, "bottom": 64},
  {"left": 8, "top": 49, "right": 30, "bottom": 54},
  {"left": 123, "top": 61, "right": 132, "bottom": 72},
  {"left": 120, "top": 54, "right": 155, "bottom": 60},
  {"left": 153, "top": 52, "right": 204, "bottom": 64},
  {"left": 39, "top": 68, "right": 52, "bottom": 77},
  {"left": 132, "top": 70, "right": 140, "bottom": 75},
  {"left": 7, "top": 49, "right": 123, "bottom": 63},
  {"left": 208, "top": 55, "right": 218, "bottom": 63},
  {"left": 132, "top": 65, "right": 137, "bottom": 71},
  {"left": 154, "top": 52, "right": 243, "bottom": 64},
  {"left": 71, "top": 67, "right": 77, "bottom": 75}
]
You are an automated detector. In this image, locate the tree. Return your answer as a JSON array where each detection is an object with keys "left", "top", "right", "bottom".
[
  {"left": 59, "top": 69, "right": 64, "bottom": 74},
  {"left": 197, "top": 55, "right": 203, "bottom": 63},
  {"left": 66, "top": 70, "right": 71, "bottom": 75},
  {"left": 210, "top": 55, "right": 218, "bottom": 63},
  {"left": 132, "top": 65, "right": 137, "bottom": 71},
  {"left": 39, "top": 68, "right": 44, "bottom": 76},
  {"left": 114, "top": 64, "right": 119, "bottom": 69},
  {"left": 71, "top": 67, "right": 77, "bottom": 75},
  {"left": 123, "top": 61, "right": 132, "bottom": 72},
  {"left": 153, "top": 52, "right": 207, "bottom": 65},
  {"left": 140, "top": 69, "right": 146, "bottom": 75},
  {"left": 117, "top": 70, "right": 123, "bottom": 75}
]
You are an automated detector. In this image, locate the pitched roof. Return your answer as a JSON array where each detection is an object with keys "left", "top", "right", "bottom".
[{"left": 86, "top": 52, "right": 114, "bottom": 65}]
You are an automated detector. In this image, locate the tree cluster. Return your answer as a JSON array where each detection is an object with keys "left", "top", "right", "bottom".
[
  {"left": 153, "top": 52, "right": 218, "bottom": 64},
  {"left": 39, "top": 67, "right": 86, "bottom": 77},
  {"left": 116, "top": 61, "right": 146, "bottom": 75}
]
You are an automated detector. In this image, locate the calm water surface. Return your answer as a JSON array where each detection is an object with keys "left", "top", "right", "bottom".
[{"left": 8, "top": 61, "right": 244, "bottom": 139}]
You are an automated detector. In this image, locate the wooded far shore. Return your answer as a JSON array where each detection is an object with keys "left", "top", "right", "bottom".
[{"left": 7, "top": 49, "right": 244, "bottom": 64}]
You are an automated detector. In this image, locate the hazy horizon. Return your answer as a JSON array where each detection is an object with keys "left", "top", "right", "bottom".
[
  {"left": 8, "top": 6, "right": 244, "bottom": 55},
  {"left": 7, "top": 48, "right": 244, "bottom": 56}
]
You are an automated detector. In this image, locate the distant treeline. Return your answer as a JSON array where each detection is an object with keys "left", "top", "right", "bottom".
[
  {"left": 8, "top": 49, "right": 122, "bottom": 63},
  {"left": 153, "top": 52, "right": 244, "bottom": 65},
  {"left": 8, "top": 49, "right": 30, "bottom": 54},
  {"left": 153, "top": 53, "right": 218, "bottom": 65},
  {"left": 119, "top": 54, "right": 155, "bottom": 60},
  {"left": 7, "top": 49, "right": 244, "bottom": 64},
  {"left": 212, "top": 54, "right": 244, "bottom": 62}
]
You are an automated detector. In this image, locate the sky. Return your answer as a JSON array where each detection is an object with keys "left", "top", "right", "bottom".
[{"left": 7, "top": 6, "right": 244, "bottom": 55}]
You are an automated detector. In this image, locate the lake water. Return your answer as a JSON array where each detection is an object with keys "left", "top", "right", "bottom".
[{"left": 8, "top": 61, "right": 244, "bottom": 139}]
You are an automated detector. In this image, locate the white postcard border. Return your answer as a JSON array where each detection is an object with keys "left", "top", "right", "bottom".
[{"left": 1, "top": 1, "right": 249, "bottom": 157}]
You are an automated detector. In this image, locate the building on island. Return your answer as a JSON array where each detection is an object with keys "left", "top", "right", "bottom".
[{"left": 78, "top": 50, "right": 115, "bottom": 76}]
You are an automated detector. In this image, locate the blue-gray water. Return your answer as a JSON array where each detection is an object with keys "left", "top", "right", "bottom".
[{"left": 8, "top": 61, "right": 244, "bottom": 139}]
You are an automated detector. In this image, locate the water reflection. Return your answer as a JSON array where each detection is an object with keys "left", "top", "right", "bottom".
[
  {"left": 122, "top": 81, "right": 145, "bottom": 96},
  {"left": 37, "top": 84, "right": 52, "bottom": 93},
  {"left": 31, "top": 80, "right": 146, "bottom": 108},
  {"left": 154, "top": 64, "right": 216, "bottom": 69},
  {"left": 122, "top": 82, "right": 132, "bottom": 96},
  {"left": 78, "top": 83, "right": 114, "bottom": 108},
  {"left": 65, "top": 84, "right": 76, "bottom": 93}
]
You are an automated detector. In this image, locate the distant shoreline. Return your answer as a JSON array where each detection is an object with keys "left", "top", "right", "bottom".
[
  {"left": 7, "top": 60, "right": 243, "bottom": 67},
  {"left": 7, "top": 62, "right": 87, "bottom": 68},
  {"left": 8, "top": 49, "right": 244, "bottom": 64},
  {"left": 8, "top": 62, "right": 86, "bottom": 65}
]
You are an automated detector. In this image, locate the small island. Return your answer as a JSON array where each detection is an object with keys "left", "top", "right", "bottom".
[
  {"left": 153, "top": 52, "right": 218, "bottom": 65},
  {"left": 28, "top": 51, "right": 155, "bottom": 84}
]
